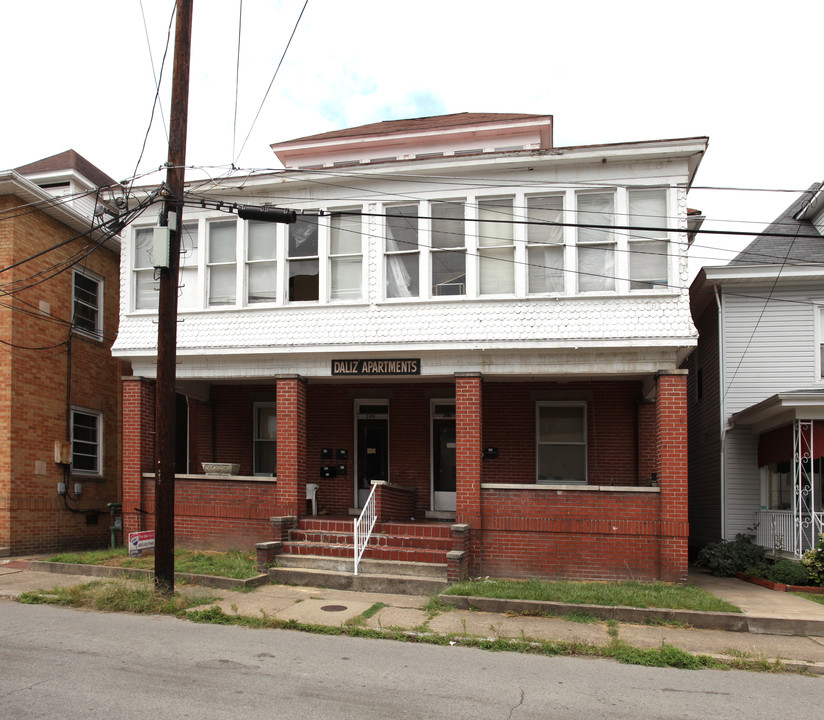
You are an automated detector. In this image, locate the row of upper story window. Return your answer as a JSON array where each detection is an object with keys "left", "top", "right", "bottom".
[{"left": 131, "top": 188, "right": 678, "bottom": 311}]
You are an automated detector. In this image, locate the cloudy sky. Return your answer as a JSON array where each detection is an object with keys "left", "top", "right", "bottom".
[{"left": 3, "top": 0, "right": 822, "bottom": 275}]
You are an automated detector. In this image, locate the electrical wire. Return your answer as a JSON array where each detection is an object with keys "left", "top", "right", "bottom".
[
  {"left": 139, "top": 0, "right": 169, "bottom": 143},
  {"left": 231, "top": 0, "right": 243, "bottom": 164},
  {"left": 233, "top": 0, "right": 309, "bottom": 165}
]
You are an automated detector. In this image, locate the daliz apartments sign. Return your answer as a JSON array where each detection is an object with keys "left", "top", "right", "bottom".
[{"left": 332, "top": 358, "right": 421, "bottom": 376}]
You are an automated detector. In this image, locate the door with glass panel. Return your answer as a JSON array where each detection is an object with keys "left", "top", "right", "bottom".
[
  {"left": 431, "top": 401, "right": 456, "bottom": 512},
  {"left": 355, "top": 402, "right": 389, "bottom": 507}
]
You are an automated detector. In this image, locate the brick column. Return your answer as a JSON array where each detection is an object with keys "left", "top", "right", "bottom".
[
  {"left": 275, "top": 376, "right": 307, "bottom": 517},
  {"left": 655, "top": 371, "right": 689, "bottom": 582},
  {"left": 122, "top": 377, "right": 155, "bottom": 537},
  {"left": 455, "top": 373, "right": 482, "bottom": 565}
]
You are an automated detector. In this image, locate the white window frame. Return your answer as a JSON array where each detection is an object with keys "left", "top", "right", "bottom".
[
  {"left": 133, "top": 226, "right": 159, "bottom": 310},
  {"left": 816, "top": 305, "right": 824, "bottom": 383},
  {"left": 430, "top": 199, "right": 467, "bottom": 297},
  {"left": 287, "top": 214, "right": 321, "bottom": 303},
  {"left": 178, "top": 221, "right": 200, "bottom": 310},
  {"left": 627, "top": 188, "right": 670, "bottom": 291},
  {"left": 526, "top": 194, "right": 566, "bottom": 295},
  {"left": 384, "top": 203, "right": 420, "bottom": 299},
  {"left": 329, "top": 211, "right": 363, "bottom": 302},
  {"left": 207, "top": 219, "right": 238, "bottom": 307},
  {"left": 535, "top": 401, "right": 587, "bottom": 484},
  {"left": 72, "top": 268, "right": 103, "bottom": 339},
  {"left": 253, "top": 402, "right": 277, "bottom": 476},
  {"left": 71, "top": 407, "right": 102, "bottom": 475},
  {"left": 575, "top": 192, "right": 616, "bottom": 293},
  {"left": 246, "top": 219, "right": 278, "bottom": 305},
  {"left": 477, "top": 196, "right": 515, "bottom": 296}
]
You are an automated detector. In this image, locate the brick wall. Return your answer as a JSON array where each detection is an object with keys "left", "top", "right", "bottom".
[{"left": 1, "top": 194, "right": 125, "bottom": 554}]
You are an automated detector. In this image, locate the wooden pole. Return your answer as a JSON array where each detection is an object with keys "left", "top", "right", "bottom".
[{"left": 154, "top": 0, "right": 193, "bottom": 594}]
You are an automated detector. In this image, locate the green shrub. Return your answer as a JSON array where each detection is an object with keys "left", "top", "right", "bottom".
[
  {"left": 763, "top": 559, "right": 810, "bottom": 586},
  {"left": 696, "top": 536, "right": 766, "bottom": 577},
  {"left": 801, "top": 534, "right": 824, "bottom": 587}
]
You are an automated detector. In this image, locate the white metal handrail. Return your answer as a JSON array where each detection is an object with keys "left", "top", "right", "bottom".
[{"left": 354, "top": 482, "right": 378, "bottom": 575}]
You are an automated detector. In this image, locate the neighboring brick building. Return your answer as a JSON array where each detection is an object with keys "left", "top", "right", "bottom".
[
  {"left": 0, "top": 151, "right": 127, "bottom": 555},
  {"left": 115, "top": 114, "right": 706, "bottom": 582}
]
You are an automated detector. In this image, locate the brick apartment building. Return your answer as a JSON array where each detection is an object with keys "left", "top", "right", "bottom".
[
  {"left": 115, "top": 114, "right": 706, "bottom": 583},
  {"left": 0, "top": 151, "right": 127, "bottom": 555}
]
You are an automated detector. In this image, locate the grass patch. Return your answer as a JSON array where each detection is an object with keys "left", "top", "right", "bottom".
[
  {"left": 344, "top": 602, "right": 387, "bottom": 628},
  {"left": 606, "top": 639, "right": 724, "bottom": 670},
  {"left": 18, "top": 578, "right": 217, "bottom": 614},
  {"left": 444, "top": 578, "right": 741, "bottom": 613},
  {"left": 48, "top": 548, "right": 259, "bottom": 580},
  {"left": 790, "top": 591, "right": 824, "bottom": 606}
]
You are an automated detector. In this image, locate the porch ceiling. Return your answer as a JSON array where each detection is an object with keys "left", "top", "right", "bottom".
[{"left": 731, "top": 390, "right": 824, "bottom": 434}]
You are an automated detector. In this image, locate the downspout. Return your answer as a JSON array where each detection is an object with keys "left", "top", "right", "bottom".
[{"left": 715, "top": 284, "right": 727, "bottom": 540}]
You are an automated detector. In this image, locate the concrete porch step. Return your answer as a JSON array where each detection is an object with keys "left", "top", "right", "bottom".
[
  {"left": 275, "top": 553, "right": 447, "bottom": 579},
  {"left": 298, "top": 518, "right": 453, "bottom": 539},
  {"left": 268, "top": 565, "right": 448, "bottom": 596},
  {"left": 282, "top": 541, "right": 448, "bottom": 565},
  {"left": 290, "top": 529, "right": 451, "bottom": 551}
]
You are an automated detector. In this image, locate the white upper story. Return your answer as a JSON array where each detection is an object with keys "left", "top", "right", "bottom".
[{"left": 113, "top": 114, "right": 708, "bottom": 381}]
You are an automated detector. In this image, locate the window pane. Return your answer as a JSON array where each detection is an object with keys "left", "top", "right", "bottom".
[
  {"left": 72, "top": 411, "right": 99, "bottom": 473},
  {"left": 539, "top": 406, "right": 584, "bottom": 442},
  {"left": 180, "top": 223, "right": 198, "bottom": 266},
  {"left": 74, "top": 273, "right": 99, "bottom": 334},
  {"left": 289, "top": 259, "right": 319, "bottom": 301},
  {"left": 629, "top": 189, "right": 666, "bottom": 239},
  {"left": 208, "top": 221, "right": 236, "bottom": 263},
  {"left": 331, "top": 256, "right": 362, "bottom": 300},
  {"left": 537, "top": 445, "right": 586, "bottom": 483},
  {"left": 209, "top": 265, "right": 236, "bottom": 305},
  {"left": 248, "top": 220, "right": 275, "bottom": 261},
  {"left": 179, "top": 267, "right": 198, "bottom": 310},
  {"left": 331, "top": 214, "right": 361, "bottom": 255},
  {"left": 630, "top": 240, "right": 668, "bottom": 289},
  {"left": 528, "top": 245, "right": 564, "bottom": 293},
  {"left": 577, "top": 193, "right": 613, "bottom": 244},
  {"left": 431, "top": 201, "right": 464, "bottom": 249},
  {"left": 255, "top": 442, "right": 276, "bottom": 475},
  {"left": 135, "top": 269, "right": 159, "bottom": 309},
  {"left": 248, "top": 262, "right": 277, "bottom": 303},
  {"left": 386, "top": 253, "right": 419, "bottom": 298},
  {"left": 256, "top": 406, "right": 277, "bottom": 439},
  {"left": 478, "top": 199, "right": 513, "bottom": 247},
  {"left": 134, "top": 228, "right": 153, "bottom": 269},
  {"left": 479, "top": 247, "right": 514, "bottom": 294},
  {"left": 578, "top": 245, "right": 615, "bottom": 292},
  {"left": 527, "top": 196, "right": 563, "bottom": 245},
  {"left": 386, "top": 205, "right": 418, "bottom": 251},
  {"left": 432, "top": 250, "right": 465, "bottom": 296},
  {"left": 289, "top": 216, "right": 318, "bottom": 257}
]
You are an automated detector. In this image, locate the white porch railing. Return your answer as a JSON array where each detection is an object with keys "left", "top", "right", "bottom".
[
  {"left": 756, "top": 510, "right": 821, "bottom": 555},
  {"left": 353, "top": 482, "right": 378, "bottom": 576}
]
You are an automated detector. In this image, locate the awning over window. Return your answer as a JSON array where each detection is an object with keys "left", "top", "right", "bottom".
[{"left": 758, "top": 422, "right": 824, "bottom": 467}]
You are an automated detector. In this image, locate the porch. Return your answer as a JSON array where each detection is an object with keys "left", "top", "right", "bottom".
[{"left": 121, "top": 370, "right": 689, "bottom": 582}]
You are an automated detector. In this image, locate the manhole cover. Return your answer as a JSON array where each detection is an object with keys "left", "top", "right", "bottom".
[{"left": 321, "top": 605, "right": 348, "bottom": 612}]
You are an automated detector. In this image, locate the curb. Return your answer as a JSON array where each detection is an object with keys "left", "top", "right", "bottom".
[
  {"left": 439, "top": 594, "right": 824, "bottom": 637},
  {"left": 28, "top": 561, "right": 269, "bottom": 591}
]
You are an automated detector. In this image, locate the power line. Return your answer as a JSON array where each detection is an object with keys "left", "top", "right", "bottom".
[{"left": 233, "top": 0, "right": 309, "bottom": 165}]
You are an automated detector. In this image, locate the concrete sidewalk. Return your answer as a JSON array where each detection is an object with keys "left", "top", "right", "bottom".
[{"left": 2, "top": 557, "right": 824, "bottom": 674}]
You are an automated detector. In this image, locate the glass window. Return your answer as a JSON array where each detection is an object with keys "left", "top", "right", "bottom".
[
  {"left": 478, "top": 198, "right": 514, "bottom": 295},
  {"left": 134, "top": 228, "right": 158, "bottom": 309},
  {"left": 527, "top": 195, "right": 564, "bottom": 293},
  {"left": 431, "top": 201, "right": 465, "bottom": 296},
  {"left": 288, "top": 216, "right": 319, "bottom": 301},
  {"left": 72, "top": 408, "right": 101, "bottom": 474},
  {"left": 385, "top": 204, "right": 419, "bottom": 298},
  {"left": 576, "top": 193, "right": 614, "bottom": 292},
  {"left": 73, "top": 270, "right": 101, "bottom": 337},
  {"left": 628, "top": 189, "right": 668, "bottom": 289},
  {"left": 536, "top": 403, "right": 586, "bottom": 483},
  {"left": 330, "top": 213, "right": 362, "bottom": 301},
  {"left": 768, "top": 461, "right": 792, "bottom": 510},
  {"left": 254, "top": 403, "right": 276, "bottom": 476},
  {"left": 178, "top": 222, "right": 199, "bottom": 310},
  {"left": 207, "top": 220, "right": 237, "bottom": 306},
  {"left": 820, "top": 309, "right": 824, "bottom": 379},
  {"left": 247, "top": 220, "right": 277, "bottom": 303}
]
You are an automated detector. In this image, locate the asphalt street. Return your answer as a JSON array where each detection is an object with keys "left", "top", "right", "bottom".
[{"left": 1, "top": 602, "right": 820, "bottom": 720}]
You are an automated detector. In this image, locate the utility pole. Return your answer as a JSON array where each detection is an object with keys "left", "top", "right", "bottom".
[{"left": 155, "top": 0, "right": 193, "bottom": 594}]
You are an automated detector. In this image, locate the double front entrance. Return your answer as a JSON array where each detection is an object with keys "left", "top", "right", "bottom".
[{"left": 354, "top": 399, "right": 456, "bottom": 512}]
